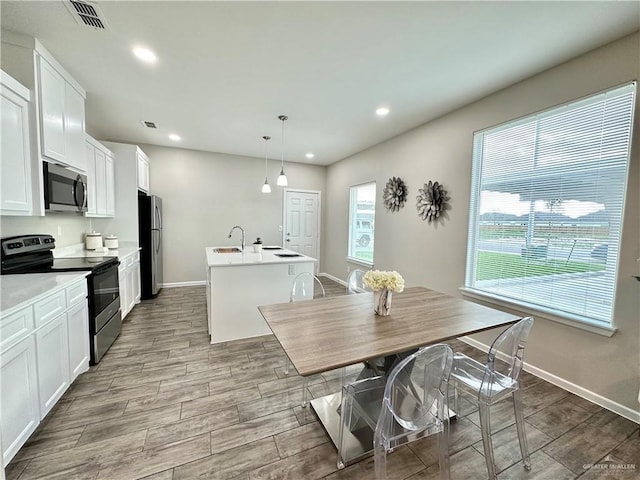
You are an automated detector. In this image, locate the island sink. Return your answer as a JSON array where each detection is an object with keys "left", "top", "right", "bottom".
[
  {"left": 274, "top": 253, "right": 302, "bottom": 258},
  {"left": 213, "top": 247, "right": 242, "bottom": 253}
]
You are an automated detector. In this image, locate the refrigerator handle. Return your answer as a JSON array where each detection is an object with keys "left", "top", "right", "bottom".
[{"left": 155, "top": 204, "right": 162, "bottom": 230}]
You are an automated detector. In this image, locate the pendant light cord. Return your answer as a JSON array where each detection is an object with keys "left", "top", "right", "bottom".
[
  {"left": 263, "top": 135, "right": 270, "bottom": 177},
  {"left": 280, "top": 116, "right": 286, "bottom": 169}
]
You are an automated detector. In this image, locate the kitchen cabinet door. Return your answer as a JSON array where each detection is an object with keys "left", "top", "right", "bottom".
[
  {"left": 132, "top": 257, "right": 141, "bottom": 304},
  {"left": 0, "top": 336, "right": 39, "bottom": 465},
  {"left": 85, "top": 141, "right": 98, "bottom": 216},
  {"left": 67, "top": 300, "right": 89, "bottom": 382},
  {"left": 94, "top": 147, "right": 107, "bottom": 214},
  {"left": 64, "top": 83, "right": 86, "bottom": 172},
  {"left": 126, "top": 265, "right": 136, "bottom": 314},
  {"left": 119, "top": 264, "right": 130, "bottom": 318},
  {"left": 0, "top": 73, "right": 32, "bottom": 215},
  {"left": 38, "top": 56, "right": 66, "bottom": 163},
  {"left": 105, "top": 153, "right": 115, "bottom": 217},
  {"left": 137, "top": 151, "right": 150, "bottom": 193},
  {"left": 35, "top": 314, "right": 70, "bottom": 418},
  {"left": 86, "top": 137, "right": 115, "bottom": 218}
]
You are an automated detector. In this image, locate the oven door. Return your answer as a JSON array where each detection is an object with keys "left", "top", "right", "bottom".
[
  {"left": 91, "top": 261, "right": 121, "bottom": 333},
  {"left": 43, "top": 162, "right": 88, "bottom": 213}
]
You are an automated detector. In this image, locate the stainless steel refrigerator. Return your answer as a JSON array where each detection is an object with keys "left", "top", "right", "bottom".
[{"left": 138, "top": 194, "right": 163, "bottom": 299}]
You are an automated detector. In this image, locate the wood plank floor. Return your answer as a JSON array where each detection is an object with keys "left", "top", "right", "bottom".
[{"left": 6, "top": 278, "right": 638, "bottom": 480}]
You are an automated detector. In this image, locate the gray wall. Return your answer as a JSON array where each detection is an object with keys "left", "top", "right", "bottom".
[
  {"left": 322, "top": 33, "right": 640, "bottom": 414},
  {"left": 0, "top": 214, "right": 91, "bottom": 247},
  {"left": 136, "top": 144, "right": 326, "bottom": 285}
]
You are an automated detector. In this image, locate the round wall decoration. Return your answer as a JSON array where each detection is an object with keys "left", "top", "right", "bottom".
[
  {"left": 416, "top": 180, "right": 450, "bottom": 223},
  {"left": 382, "top": 176, "right": 408, "bottom": 212}
]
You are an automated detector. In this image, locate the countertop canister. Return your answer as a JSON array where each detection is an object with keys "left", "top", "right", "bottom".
[
  {"left": 85, "top": 232, "right": 103, "bottom": 250},
  {"left": 104, "top": 235, "right": 119, "bottom": 249}
]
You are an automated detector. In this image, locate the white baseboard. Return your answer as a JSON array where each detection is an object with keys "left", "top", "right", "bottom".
[
  {"left": 160, "top": 281, "right": 206, "bottom": 289},
  {"left": 460, "top": 336, "right": 640, "bottom": 424},
  {"left": 318, "top": 272, "right": 347, "bottom": 287}
]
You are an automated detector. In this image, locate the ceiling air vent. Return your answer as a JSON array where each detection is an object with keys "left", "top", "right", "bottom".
[
  {"left": 142, "top": 121, "right": 158, "bottom": 129},
  {"left": 65, "top": 0, "right": 109, "bottom": 30}
]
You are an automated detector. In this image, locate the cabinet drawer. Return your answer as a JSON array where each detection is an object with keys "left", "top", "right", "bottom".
[
  {"left": 66, "top": 280, "right": 87, "bottom": 307},
  {"left": 0, "top": 307, "right": 34, "bottom": 352},
  {"left": 34, "top": 289, "right": 66, "bottom": 329},
  {"left": 125, "top": 254, "right": 134, "bottom": 268}
]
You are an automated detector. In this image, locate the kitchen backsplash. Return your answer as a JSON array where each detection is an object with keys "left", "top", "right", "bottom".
[{"left": 2, "top": 215, "right": 92, "bottom": 247}]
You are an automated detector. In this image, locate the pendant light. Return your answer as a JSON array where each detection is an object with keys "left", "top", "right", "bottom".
[
  {"left": 261, "top": 135, "right": 271, "bottom": 193},
  {"left": 277, "top": 115, "right": 288, "bottom": 186}
]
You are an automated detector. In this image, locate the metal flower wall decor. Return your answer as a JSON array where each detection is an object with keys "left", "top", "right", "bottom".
[
  {"left": 416, "top": 180, "right": 450, "bottom": 223},
  {"left": 382, "top": 176, "right": 408, "bottom": 212}
]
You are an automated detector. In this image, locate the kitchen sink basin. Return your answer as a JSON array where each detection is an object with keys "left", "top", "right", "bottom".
[
  {"left": 274, "top": 253, "right": 302, "bottom": 258},
  {"left": 213, "top": 247, "right": 242, "bottom": 253}
]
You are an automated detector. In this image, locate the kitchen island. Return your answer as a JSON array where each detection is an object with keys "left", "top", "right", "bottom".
[{"left": 205, "top": 247, "right": 317, "bottom": 343}]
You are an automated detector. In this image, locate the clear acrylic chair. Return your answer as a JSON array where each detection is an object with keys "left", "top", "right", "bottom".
[
  {"left": 338, "top": 343, "right": 453, "bottom": 479},
  {"left": 346, "top": 268, "right": 370, "bottom": 294},
  {"left": 450, "top": 317, "right": 534, "bottom": 480},
  {"left": 285, "top": 272, "right": 326, "bottom": 405},
  {"left": 290, "top": 271, "right": 326, "bottom": 302}
]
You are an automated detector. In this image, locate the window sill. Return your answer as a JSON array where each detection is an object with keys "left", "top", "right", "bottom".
[
  {"left": 346, "top": 256, "right": 373, "bottom": 268},
  {"left": 459, "top": 287, "right": 617, "bottom": 337}
]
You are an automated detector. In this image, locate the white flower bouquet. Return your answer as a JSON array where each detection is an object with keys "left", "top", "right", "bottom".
[{"left": 363, "top": 270, "right": 405, "bottom": 293}]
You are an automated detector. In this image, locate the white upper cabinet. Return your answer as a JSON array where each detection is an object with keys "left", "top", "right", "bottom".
[
  {"left": 36, "top": 54, "right": 86, "bottom": 172},
  {"left": 85, "top": 142, "right": 97, "bottom": 215},
  {"left": 0, "top": 71, "right": 33, "bottom": 215},
  {"left": 1, "top": 35, "right": 86, "bottom": 175},
  {"left": 63, "top": 82, "right": 86, "bottom": 172},
  {"left": 37, "top": 56, "right": 66, "bottom": 163},
  {"left": 1, "top": 35, "right": 87, "bottom": 216},
  {"left": 105, "top": 153, "right": 115, "bottom": 216},
  {"left": 137, "top": 150, "right": 150, "bottom": 193},
  {"left": 85, "top": 135, "right": 115, "bottom": 218}
]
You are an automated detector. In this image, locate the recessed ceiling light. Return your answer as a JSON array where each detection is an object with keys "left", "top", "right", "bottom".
[
  {"left": 376, "top": 107, "right": 390, "bottom": 116},
  {"left": 132, "top": 46, "right": 157, "bottom": 63},
  {"left": 305, "top": 152, "right": 314, "bottom": 159},
  {"left": 169, "top": 134, "right": 181, "bottom": 142}
]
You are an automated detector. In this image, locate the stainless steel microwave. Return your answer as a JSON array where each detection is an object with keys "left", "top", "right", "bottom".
[{"left": 43, "top": 162, "right": 88, "bottom": 213}]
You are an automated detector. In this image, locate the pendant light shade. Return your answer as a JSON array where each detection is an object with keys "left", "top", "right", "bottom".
[
  {"left": 277, "top": 115, "right": 288, "bottom": 187},
  {"left": 261, "top": 135, "right": 271, "bottom": 193}
]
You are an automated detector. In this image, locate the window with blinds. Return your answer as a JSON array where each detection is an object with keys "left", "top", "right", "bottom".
[{"left": 465, "top": 83, "right": 636, "bottom": 327}]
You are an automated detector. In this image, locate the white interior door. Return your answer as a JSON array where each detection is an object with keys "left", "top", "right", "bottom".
[{"left": 284, "top": 190, "right": 320, "bottom": 261}]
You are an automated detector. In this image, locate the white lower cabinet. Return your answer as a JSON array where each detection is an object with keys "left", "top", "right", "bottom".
[
  {"left": 0, "top": 276, "right": 89, "bottom": 466},
  {"left": 119, "top": 250, "right": 141, "bottom": 319},
  {"left": 35, "top": 313, "right": 70, "bottom": 418},
  {"left": 0, "top": 336, "right": 39, "bottom": 465},
  {"left": 67, "top": 300, "right": 89, "bottom": 382}
]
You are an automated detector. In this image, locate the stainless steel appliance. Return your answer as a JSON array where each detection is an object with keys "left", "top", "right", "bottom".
[
  {"left": 138, "top": 194, "right": 163, "bottom": 299},
  {"left": 43, "top": 162, "right": 88, "bottom": 213},
  {"left": 1, "top": 234, "right": 120, "bottom": 364}
]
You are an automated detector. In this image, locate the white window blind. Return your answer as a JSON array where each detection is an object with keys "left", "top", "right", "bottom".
[{"left": 465, "top": 83, "right": 635, "bottom": 326}]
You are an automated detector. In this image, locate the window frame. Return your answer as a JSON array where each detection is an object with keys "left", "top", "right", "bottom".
[
  {"left": 347, "top": 182, "right": 376, "bottom": 267},
  {"left": 463, "top": 82, "right": 636, "bottom": 335}
]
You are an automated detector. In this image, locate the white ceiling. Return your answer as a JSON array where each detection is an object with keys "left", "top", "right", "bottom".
[{"left": 1, "top": 1, "right": 638, "bottom": 166}]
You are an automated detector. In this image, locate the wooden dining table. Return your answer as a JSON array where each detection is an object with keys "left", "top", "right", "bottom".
[{"left": 257, "top": 286, "right": 522, "bottom": 466}]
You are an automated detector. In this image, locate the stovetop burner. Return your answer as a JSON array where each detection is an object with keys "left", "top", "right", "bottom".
[{"left": 1, "top": 234, "right": 118, "bottom": 274}]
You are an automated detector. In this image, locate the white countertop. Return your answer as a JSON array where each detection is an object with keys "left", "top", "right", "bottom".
[
  {"left": 206, "top": 247, "right": 317, "bottom": 267},
  {"left": 1, "top": 272, "right": 89, "bottom": 316},
  {"left": 54, "top": 241, "right": 140, "bottom": 260}
]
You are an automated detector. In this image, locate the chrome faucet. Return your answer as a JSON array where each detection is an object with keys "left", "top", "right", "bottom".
[{"left": 228, "top": 225, "right": 245, "bottom": 251}]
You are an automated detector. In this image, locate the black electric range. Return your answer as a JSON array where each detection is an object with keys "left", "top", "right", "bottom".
[{"left": 1, "top": 234, "right": 122, "bottom": 364}]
